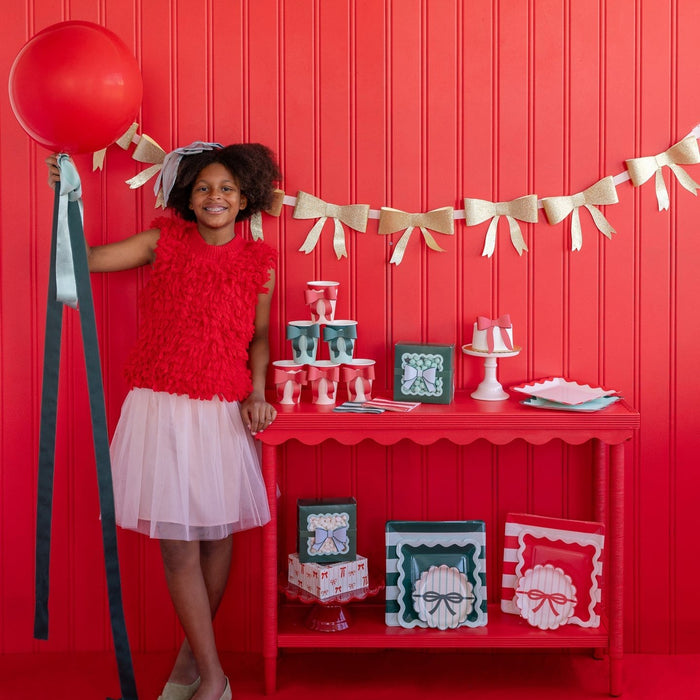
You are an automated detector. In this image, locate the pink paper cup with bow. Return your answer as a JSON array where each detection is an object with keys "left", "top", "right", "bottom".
[
  {"left": 307, "top": 360, "right": 340, "bottom": 405},
  {"left": 341, "top": 359, "right": 375, "bottom": 402},
  {"left": 272, "top": 360, "right": 307, "bottom": 405},
  {"left": 305, "top": 280, "right": 339, "bottom": 323}
]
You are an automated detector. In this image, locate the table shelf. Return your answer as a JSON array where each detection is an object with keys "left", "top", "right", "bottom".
[
  {"left": 278, "top": 603, "right": 609, "bottom": 649},
  {"left": 257, "top": 391, "right": 639, "bottom": 696}
]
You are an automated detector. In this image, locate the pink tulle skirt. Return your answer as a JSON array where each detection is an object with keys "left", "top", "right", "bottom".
[{"left": 110, "top": 388, "right": 270, "bottom": 541}]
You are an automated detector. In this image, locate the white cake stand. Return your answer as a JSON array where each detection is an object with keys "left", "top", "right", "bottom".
[{"left": 462, "top": 344, "right": 521, "bottom": 401}]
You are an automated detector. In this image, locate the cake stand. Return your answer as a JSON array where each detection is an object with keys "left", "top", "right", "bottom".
[
  {"left": 279, "top": 577, "right": 384, "bottom": 632},
  {"left": 462, "top": 344, "right": 521, "bottom": 401}
]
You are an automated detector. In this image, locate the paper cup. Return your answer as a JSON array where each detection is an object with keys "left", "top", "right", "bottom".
[
  {"left": 286, "top": 320, "right": 320, "bottom": 364},
  {"left": 341, "top": 359, "right": 375, "bottom": 402},
  {"left": 272, "top": 360, "right": 307, "bottom": 405},
  {"left": 307, "top": 361, "right": 340, "bottom": 405},
  {"left": 323, "top": 320, "right": 357, "bottom": 364},
  {"left": 305, "top": 280, "right": 339, "bottom": 323}
]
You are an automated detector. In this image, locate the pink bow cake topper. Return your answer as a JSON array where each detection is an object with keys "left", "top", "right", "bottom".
[{"left": 476, "top": 314, "right": 513, "bottom": 354}]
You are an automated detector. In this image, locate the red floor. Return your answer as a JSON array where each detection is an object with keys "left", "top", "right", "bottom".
[{"left": 0, "top": 649, "right": 698, "bottom": 700}]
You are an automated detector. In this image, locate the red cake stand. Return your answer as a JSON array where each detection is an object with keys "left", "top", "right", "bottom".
[{"left": 279, "top": 577, "right": 385, "bottom": 632}]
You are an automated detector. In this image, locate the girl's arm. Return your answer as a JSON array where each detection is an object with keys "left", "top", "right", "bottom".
[
  {"left": 240, "top": 268, "right": 277, "bottom": 435},
  {"left": 46, "top": 154, "right": 159, "bottom": 272}
]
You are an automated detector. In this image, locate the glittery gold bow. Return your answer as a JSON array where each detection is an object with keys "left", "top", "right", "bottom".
[
  {"left": 541, "top": 176, "right": 618, "bottom": 251},
  {"left": 378, "top": 207, "right": 454, "bottom": 265},
  {"left": 294, "top": 191, "right": 370, "bottom": 259},
  {"left": 92, "top": 122, "right": 140, "bottom": 170},
  {"left": 464, "top": 195, "right": 538, "bottom": 257},
  {"left": 250, "top": 188, "right": 285, "bottom": 241},
  {"left": 626, "top": 135, "right": 700, "bottom": 211}
]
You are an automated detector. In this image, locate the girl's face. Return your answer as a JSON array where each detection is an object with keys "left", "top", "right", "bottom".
[{"left": 188, "top": 162, "right": 247, "bottom": 231}]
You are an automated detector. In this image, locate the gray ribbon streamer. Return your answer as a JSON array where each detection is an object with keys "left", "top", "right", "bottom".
[{"left": 55, "top": 155, "right": 83, "bottom": 308}]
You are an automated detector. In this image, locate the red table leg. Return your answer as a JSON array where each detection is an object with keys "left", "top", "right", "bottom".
[
  {"left": 593, "top": 439, "right": 608, "bottom": 661},
  {"left": 609, "top": 442, "right": 625, "bottom": 696},
  {"left": 262, "top": 443, "right": 278, "bottom": 694}
]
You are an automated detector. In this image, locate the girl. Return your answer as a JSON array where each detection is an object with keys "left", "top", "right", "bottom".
[{"left": 48, "top": 142, "right": 281, "bottom": 700}]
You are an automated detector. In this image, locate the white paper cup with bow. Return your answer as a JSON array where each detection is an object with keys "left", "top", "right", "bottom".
[
  {"left": 272, "top": 360, "right": 307, "bottom": 405},
  {"left": 305, "top": 280, "right": 339, "bottom": 323},
  {"left": 341, "top": 359, "right": 375, "bottom": 402},
  {"left": 307, "top": 361, "right": 340, "bottom": 405},
  {"left": 286, "top": 321, "right": 320, "bottom": 364},
  {"left": 323, "top": 319, "right": 357, "bottom": 364}
]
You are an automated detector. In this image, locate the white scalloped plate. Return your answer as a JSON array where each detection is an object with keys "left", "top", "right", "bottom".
[{"left": 512, "top": 377, "right": 617, "bottom": 405}]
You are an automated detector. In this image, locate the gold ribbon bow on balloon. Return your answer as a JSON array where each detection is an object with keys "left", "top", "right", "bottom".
[
  {"left": 541, "top": 176, "right": 618, "bottom": 252},
  {"left": 464, "top": 195, "right": 538, "bottom": 257},
  {"left": 378, "top": 206, "right": 454, "bottom": 265},
  {"left": 294, "top": 190, "right": 370, "bottom": 259},
  {"left": 625, "top": 134, "right": 700, "bottom": 211}
]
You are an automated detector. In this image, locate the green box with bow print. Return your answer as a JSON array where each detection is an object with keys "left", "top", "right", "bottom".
[
  {"left": 297, "top": 497, "right": 357, "bottom": 564},
  {"left": 393, "top": 342, "right": 455, "bottom": 404}
]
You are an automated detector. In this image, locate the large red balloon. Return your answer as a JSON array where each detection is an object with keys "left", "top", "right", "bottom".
[{"left": 8, "top": 20, "right": 143, "bottom": 154}]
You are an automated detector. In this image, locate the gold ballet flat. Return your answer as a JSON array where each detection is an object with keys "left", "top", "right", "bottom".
[{"left": 157, "top": 676, "right": 201, "bottom": 700}]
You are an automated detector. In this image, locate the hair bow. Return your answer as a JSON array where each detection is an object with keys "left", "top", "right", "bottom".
[
  {"left": 625, "top": 134, "right": 700, "bottom": 211},
  {"left": 294, "top": 191, "right": 370, "bottom": 259},
  {"left": 378, "top": 207, "right": 454, "bottom": 265},
  {"left": 464, "top": 195, "right": 538, "bottom": 257},
  {"left": 541, "top": 176, "right": 618, "bottom": 251}
]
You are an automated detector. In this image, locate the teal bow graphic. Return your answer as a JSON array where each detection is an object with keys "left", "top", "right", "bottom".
[
  {"left": 323, "top": 325, "right": 357, "bottom": 357},
  {"left": 286, "top": 324, "right": 320, "bottom": 356}
]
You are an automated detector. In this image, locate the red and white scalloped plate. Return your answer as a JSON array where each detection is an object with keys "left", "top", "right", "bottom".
[{"left": 512, "top": 377, "right": 618, "bottom": 405}]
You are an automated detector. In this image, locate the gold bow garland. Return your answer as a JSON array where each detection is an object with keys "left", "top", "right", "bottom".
[
  {"left": 90, "top": 123, "right": 700, "bottom": 260},
  {"left": 378, "top": 206, "right": 454, "bottom": 265},
  {"left": 92, "top": 125, "right": 282, "bottom": 238},
  {"left": 294, "top": 190, "right": 370, "bottom": 259},
  {"left": 626, "top": 134, "right": 700, "bottom": 211},
  {"left": 541, "top": 176, "right": 618, "bottom": 252},
  {"left": 464, "top": 195, "right": 538, "bottom": 257},
  {"left": 250, "top": 188, "right": 285, "bottom": 240}
]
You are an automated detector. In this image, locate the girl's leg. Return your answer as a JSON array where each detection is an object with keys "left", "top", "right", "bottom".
[
  {"left": 160, "top": 539, "right": 228, "bottom": 699},
  {"left": 166, "top": 537, "right": 234, "bottom": 685}
]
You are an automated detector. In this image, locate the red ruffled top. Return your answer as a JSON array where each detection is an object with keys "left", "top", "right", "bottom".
[{"left": 123, "top": 216, "right": 277, "bottom": 402}]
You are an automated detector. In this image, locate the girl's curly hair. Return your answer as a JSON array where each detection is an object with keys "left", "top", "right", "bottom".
[{"left": 167, "top": 143, "right": 282, "bottom": 222}]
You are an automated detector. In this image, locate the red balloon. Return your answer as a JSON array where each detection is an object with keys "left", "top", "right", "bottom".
[{"left": 8, "top": 20, "right": 143, "bottom": 154}]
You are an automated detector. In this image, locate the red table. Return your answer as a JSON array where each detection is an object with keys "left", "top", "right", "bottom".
[{"left": 257, "top": 392, "right": 639, "bottom": 695}]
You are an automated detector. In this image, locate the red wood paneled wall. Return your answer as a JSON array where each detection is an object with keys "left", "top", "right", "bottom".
[{"left": 2, "top": 0, "right": 700, "bottom": 657}]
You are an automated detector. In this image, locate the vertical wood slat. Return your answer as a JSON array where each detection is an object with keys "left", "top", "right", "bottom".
[{"left": 3, "top": 0, "right": 700, "bottom": 658}]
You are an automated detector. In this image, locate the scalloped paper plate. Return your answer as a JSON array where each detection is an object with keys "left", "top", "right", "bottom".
[
  {"left": 512, "top": 377, "right": 617, "bottom": 405},
  {"left": 521, "top": 395, "right": 621, "bottom": 412}
]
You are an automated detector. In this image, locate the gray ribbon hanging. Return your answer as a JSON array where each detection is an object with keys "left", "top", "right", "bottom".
[{"left": 34, "top": 160, "right": 137, "bottom": 700}]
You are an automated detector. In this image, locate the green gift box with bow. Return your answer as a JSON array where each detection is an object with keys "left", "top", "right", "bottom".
[
  {"left": 297, "top": 497, "right": 357, "bottom": 564},
  {"left": 393, "top": 342, "right": 455, "bottom": 404}
]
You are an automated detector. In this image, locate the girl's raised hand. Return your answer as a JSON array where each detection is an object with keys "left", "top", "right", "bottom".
[
  {"left": 46, "top": 154, "right": 61, "bottom": 186},
  {"left": 240, "top": 392, "right": 277, "bottom": 435}
]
